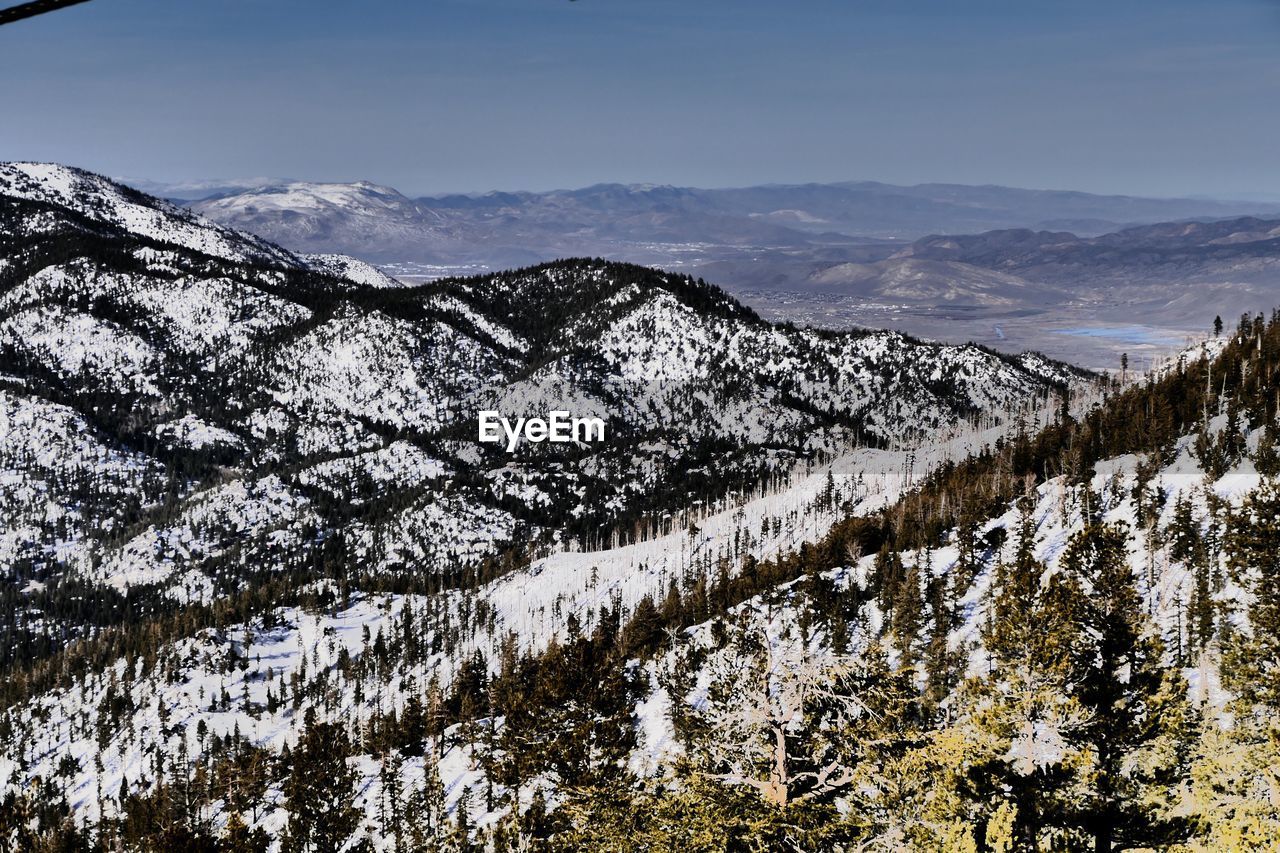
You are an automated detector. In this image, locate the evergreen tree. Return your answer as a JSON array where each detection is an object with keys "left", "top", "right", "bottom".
[
  {"left": 221, "top": 812, "right": 270, "bottom": 853},
  {"left": 1056, "top": 523, "right": 1195, "bottom": 852},
  {"left": 985, "top": 496, "right": 1056, "bottom": 670},
  {"left": 281, "top": 714, "right": 367, "bottom": 853},
  {"left": 1181, "top": 714, "right": 1280, "bottom": 850},
  {"left": 923, "top": 550, "right": 963, "bottom": 713},
  {"left": 891, "top": 556, "right": 924, "bottom": 673},
  {"left": 1224, "top": 480, "right": 1280, "bottom": 707}
]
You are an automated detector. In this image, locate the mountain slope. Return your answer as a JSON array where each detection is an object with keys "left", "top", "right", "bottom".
[
  {"left": 183, "top": 174, "right": 1280, "bottom": 372},
  {"left": 0, "top": 162, "right": 1087, "bottom": 665},
  {"left": 901, "top": 216, "right": 1280, "bottom": 274},
  {"left": 4, "top": 315, "right": 1278, "bottom": 850},
  {"left": 4, "top": 163, "right": 1278, "bottom": 851}
]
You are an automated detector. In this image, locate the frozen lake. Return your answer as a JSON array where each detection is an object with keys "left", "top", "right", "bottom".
[{"left": 1051, "top": 325, "right": 1187, "bottom": 346}]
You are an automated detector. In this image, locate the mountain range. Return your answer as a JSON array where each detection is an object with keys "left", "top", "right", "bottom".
[
  {"left": 766, "top": 215, "right": 1280, "bottom": 309},
  {"left": 0, "top": 161, "right": 1080, "bottom": 640},
  {"left": 182, "top": 177, "right": 1280, "bottom": 268},
  {"left": 3, "top": 163, "right": 1279, "bottom": 851},
  {"left": 177, "top": 176, "right": 1280, "bottom": 369}
]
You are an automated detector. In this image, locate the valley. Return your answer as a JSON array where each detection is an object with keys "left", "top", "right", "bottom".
[{"left": 179, "top": 177, "right": 1280, "bottom": 370}]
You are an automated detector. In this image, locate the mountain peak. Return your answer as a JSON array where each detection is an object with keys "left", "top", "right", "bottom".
[{"left": 0, "top": 161, "right": 296, "bottom": 267}]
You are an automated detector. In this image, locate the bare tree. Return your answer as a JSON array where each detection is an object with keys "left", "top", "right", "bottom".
[
  {"left": 687, "top": 616, "right": 872, "bottom": 809},
  {"left": 844, "top": 540, "right": 864, "bottom": 568}
]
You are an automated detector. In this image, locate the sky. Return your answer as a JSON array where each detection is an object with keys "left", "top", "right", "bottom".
[{"left": 1, "top": 0, "right": 1278, "bottom": 198}]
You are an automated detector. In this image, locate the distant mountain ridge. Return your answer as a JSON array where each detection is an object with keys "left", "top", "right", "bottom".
[
  {"left": 783, "top": 215, "right": 1280, "bottom": 324},
  {"left": 179, "top": 176, "right": 1280, "bottom": 367},
  {"left": 181, "top": 176, "right": 1280, "bottom": 269},
  {"left": 900, "top": 216, "right": 1280, "bottom": 269}
]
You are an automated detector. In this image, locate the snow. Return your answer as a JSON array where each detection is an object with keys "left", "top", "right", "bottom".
[
  {"left": 0, "top": 169, "right": 1157, "bottom": 844},
  {"left": 4, "top": 369, "right": 1267, "bottom": 845},
  {"left": 78, "top": 475, "right": 317, "bottom": 597},
  {"left": 304, "top": 253, "right": 404, "bottom": 289},
  {"left": 424, "top": 293, "right": 529, "bottom": 353},
  {"left": 156, "top": 415, "right": 244, "bottom": 451},
  {"left": 199, "top": 181, "right": 409, "bottom": 216},
  {"left": 297, "top": 442, "right": 450, "bottom": 500},
  {"left": 0, "top": 305, "right": 163, "bottom": 397},
  {"left": 265, "top": 303, "right": 509, "bottom": 434},
  {"left": 0, "top": 162, "right": 296, "bottom": 266},
  {"left": 0, "top": 388, "right": 164, "bottom": 571}
]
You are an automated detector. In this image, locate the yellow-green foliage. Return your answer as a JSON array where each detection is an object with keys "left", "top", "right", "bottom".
[{"left": 1177, "top": 715, "right": 1280, "bottom": 852}]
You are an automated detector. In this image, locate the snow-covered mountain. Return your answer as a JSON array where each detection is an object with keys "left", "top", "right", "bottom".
[
  {"left": 1, "top": 162, "right": 296, "bottom": 267},
  {"left": 0, "top": 161, "right": 1085, "bottom": 647},
  {"left": 190, "top": 180, "right": 482, "bottom": 264},
  {"left": 18, "top": 162, "right": 1277, "bottom": 851},
  {"left": 181, "top": 174, "right": 1280, "bottom": 373},
  {"left": 4, "top": 303, "right": 1277, "bottom": 850}
]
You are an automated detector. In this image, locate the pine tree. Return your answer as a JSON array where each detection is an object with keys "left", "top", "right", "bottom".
[
  {"left": 985, "top": 496, "right": 1052, "bottom": 669},
  {"left": 1224, "top": 480, "right": 1280, "bottom": 707},
  {"left": 222, "top": 811, "right": 269, "bottom": 853},
  {"left": 891, "top": 555, "right": 924, "bottom": 673},
  {"left": 1056, "top": 522, "right": 1195, "bottom": 852},
  {"left": 1254, "top": 424, "right": 1280, "bottom": 477},
  {"left": 619, "top": 595, "right": 662, "bottom": 657},
  {"left": 951, "top": 507, "right": 985, "bottom": 592},
  {"left": 281, "top": 714, "right": 367, "bottom": 853},
  {"left": 923, "top": 550, "right": 963, "bottom": 712},
  {"left": 1181, "top": 713, "right": 1280, "bottom": 850}
]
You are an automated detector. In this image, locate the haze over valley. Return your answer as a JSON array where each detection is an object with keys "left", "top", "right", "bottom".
[{"left": 164, "top": 176, "right": 1280, "bottom": 369}]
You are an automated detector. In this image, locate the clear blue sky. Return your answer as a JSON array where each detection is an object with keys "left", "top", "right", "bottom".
[{"left": 2, "top": 0, "right": 1278, "bottom": 197}]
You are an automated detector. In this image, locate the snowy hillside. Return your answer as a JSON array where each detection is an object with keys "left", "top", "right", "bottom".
[
  {"left": 0, "top": 393, "right": 1072, "bottom": 842},
  {"left": 0, "top": 163, "right": 297, "bottom": 267},
  {"left": 18, "top": 163, "right": 1235, "bottom": 851},
  {"left": 191, "top": 180, "right": 475, "bottom": 264},
  {"left": 5, "top": 314, "right": 1279, "bottom": 850}
]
